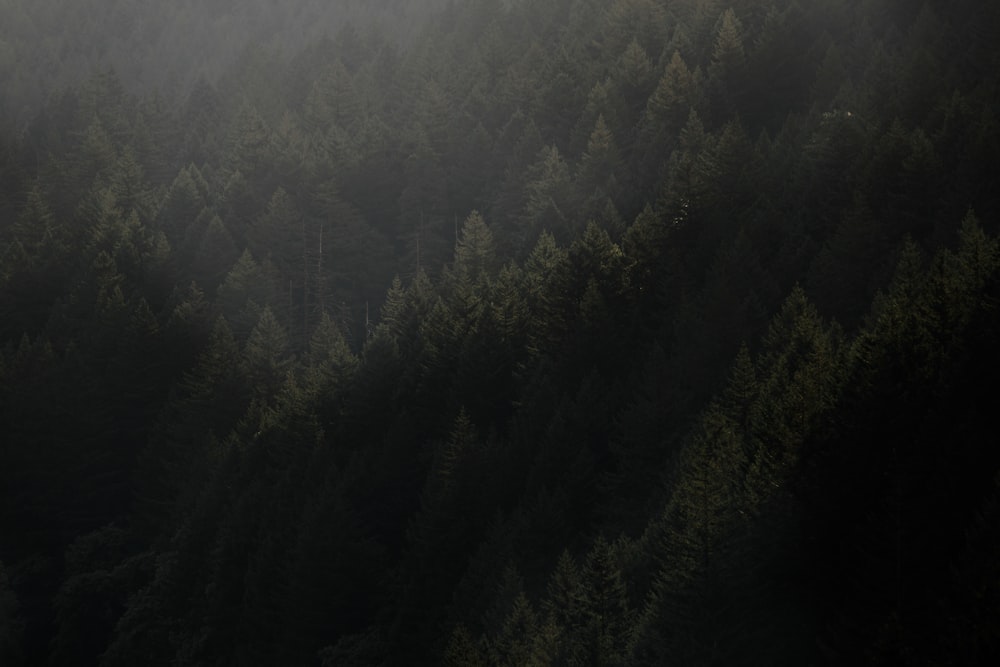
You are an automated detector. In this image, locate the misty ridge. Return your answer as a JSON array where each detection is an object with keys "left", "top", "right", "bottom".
[
  {"left": 1, "top": 0, "right": 1000, "bottom": 666},
  {"left": 0, "top": 0, "right": 452, "bottom": 125}
]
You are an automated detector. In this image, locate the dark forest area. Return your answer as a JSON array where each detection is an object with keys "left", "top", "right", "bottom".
[{"left": 2, "top": 0, "right": 999, "bottom": 664}]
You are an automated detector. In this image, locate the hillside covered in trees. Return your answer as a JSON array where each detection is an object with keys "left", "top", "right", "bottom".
[{"left": 2, "top": 0, "right": 999, "bottom": 664}]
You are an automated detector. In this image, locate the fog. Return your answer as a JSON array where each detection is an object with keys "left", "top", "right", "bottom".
[
  {"left": 0, "top": 1, "right": 998, "bottom": 665},
  {"left": 0, "top": 0, "right": 454, "bottom": 126}
]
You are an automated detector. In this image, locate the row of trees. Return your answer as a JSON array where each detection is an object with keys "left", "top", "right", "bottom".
[
  {"left": 2, "top": 0, "right": 999, "bottom": 664},
  {"left": 0, "top": 0, "right": 453, "bottom": 128}
]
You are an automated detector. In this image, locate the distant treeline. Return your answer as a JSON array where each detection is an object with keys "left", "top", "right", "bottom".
[{"left": 0, "top": 0, "right": 453, "bottom": 128}]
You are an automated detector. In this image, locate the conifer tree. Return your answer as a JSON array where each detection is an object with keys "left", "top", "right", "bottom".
[
  {"left": 613, "top": 37, "right": 655, "bottom": 139},
  {"left": 578, "top": 535, "right": 633, "bottom": 666},
  {"left": 522, "top": 145, "right": 575, "bottom": 244},
  {"left": 523, "top": 230, "right": 570, "bottom": 358},
  {"left": 303, "top": 59, "right": 361, "bottom": 134},
  {"left": 156, "top": 165, "right": 209, "bottom": 248},
  {"left": 707, "top": 8, "right": 747, "bottom": 123},
  {"left": 443, "top": 625, "right": 486, "bottom": 667},
  {"left": 578, "top": 115, "right": 623, "bottom": 217},
  {"left": 492, "top": 592, "right": 539, "bottom": 667},
  {"left": 640, "top": 50, "right": 699, "bottom": 185},
  {"left": 243, "top": 307, "right": 293, "bottom": 401},
  {"left": 193, "top": 215, "right": 239, "bottom": 292},
  {"left": 216, "top": 249, "right": 279, "bottom": 340},
  {"left": 604, "top": 0, "right": 668, "bottom": 57},
  {"left": 227, "top": 101, "right": 273, "bottom": 178},
  {"left": 379, "top": 275, "right": 407, "bottom": 340},
  {"left": 453, "top": 210, "right": 499, "bottom": 287}
]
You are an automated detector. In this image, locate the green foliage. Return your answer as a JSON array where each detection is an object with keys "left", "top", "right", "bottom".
[
  {"left": 193, "top": 214, "right": 239, "bottom": 291},
  {"left": 453, "top": 210, "right": 499, "bottom": 287},
  {"left": 641, "top": 50, "right": 698, "bottom": 162},
  {"left": 216, "top": 249, "right": 275, "bottom": 339},
  {"left": 522, "top": 145, "right": 575, "bottom": 244},
  {"left": 2, "top": 2, "right": 1000, "bottom": 666},
  {"left": 443, "top": 624, "right": 486, "bottom": 667},
  {"left": 243, "top": 306, "right": 293, "bottom": 400}
]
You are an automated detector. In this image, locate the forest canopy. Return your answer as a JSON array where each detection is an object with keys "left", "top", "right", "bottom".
[{"left": 1, "top": 0, "right": 999, "bottom": 665}]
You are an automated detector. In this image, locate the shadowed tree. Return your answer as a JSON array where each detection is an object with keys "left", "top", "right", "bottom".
[
  {"left": 522, "top": 145, "right": 575, "bottom": 245},
  {"left": 707, "top": 8, "right": 746, "bottom": 124},
  {"left": 243, "top": 306, "right": 293, "bottom": 402},
  {"left": 192, "top": 214, "right": 239, "bottom": 292}
]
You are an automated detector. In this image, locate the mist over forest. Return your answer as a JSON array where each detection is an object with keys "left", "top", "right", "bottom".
[
  {"left": 1, "top": 0, "right": 999, "bottom": 665},
  {"left": 0, "top": 1, "right": 456, "bottom": 124}
]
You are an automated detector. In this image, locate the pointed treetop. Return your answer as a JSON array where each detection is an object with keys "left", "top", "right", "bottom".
[
  {"left": 304, "top": 59, "right": 360, "bottom": 133},
  {"left": 585, "top": 115, "right": 617, "bottom": 160},
  {"left": 219, "top": 248, "right": 261, "bottom": 294},
  {"left": 679, "top": 107, "right": 706, "bottom": 151},
  {"left": 454, "top": 210, "right": 498, "bottom": 284},
  {"left": 617, "top": 37, "right": 654, "bottom": 91},
  {"left": 228, "top": 101, "right": 272, "bottom": 174},
  {"left": 166, "top": 281, "right": 209, "bottom": 332},
  {"left": 186, "top": 314, "right": 242, "bottom": 391},
  {"left": 306, "top": 311, "right": 358, "bottom": 389},
  {"left": 580, "top": 115, "right": 623, "bottom": 197},
  {"left": 194, "top": 214, "right": 239, "bottom": 289},
  {"left": 606, "top": 0, "right": 668, "bottom": 56},
  {"left": 646, "top": 50, "right": 696, "bottom": 128},
  {"left": 244, "top": 307, "right": 293, "bottom": 399},
  {"left": 380, "top": 275, "right": 407, "bottom": 339},
  {"left": 246, "top": 307, "right": 289, "bottom": 363},
  {"left": 710, "top": 8, "right": 746, "bottom": 78}
]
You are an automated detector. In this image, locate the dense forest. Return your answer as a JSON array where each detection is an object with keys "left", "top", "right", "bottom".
[{"left": 1, "top": 0, "right": 999, "bottom": 664}]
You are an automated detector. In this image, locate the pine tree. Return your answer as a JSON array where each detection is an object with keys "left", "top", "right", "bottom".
[
  {"left": 540, "top": 548, "right": 581, "bottom": 663},
  {"left": 163, "top": 280, "right": 212, "bottom": 366},
  {"left": 443, "top": 625, "right": 486, "bottom": 667},
  {"left": 522, "top": 145, "right": 575, "bottom": 244},
  {"left": 8, "top": 182, "right": 66, "bottom": 269},
  {"left": 392, "top": 409, "right": 485, "bottom": 662},
  {"left": 193, "top": 215, "right": 239, "bottom": 292},
  {"left": 453, "top": 210, "right": 499, "bottom": 287},
  {"left": 304, "top": 312, "right": 358, "bottom": 425},
  {"left": 613, "top": 38, "right": 655, "bottom": 140},
  {"left": 707, "top": 8, "right": 746, "bottom": 123},
  {"left": 303, "top": 59, "right": 361, "bottom": 135},
  {"left": 107, "top": 145, "right": 155, "bottom": 222},
  {"left": 578, "top": 535, "right": 633, "bottom": 666},
  {"left": 345, "top": 323, "right": 403, "bottom": 440},
  {"left": 635, "top": 406, "right": 746, "bottom": 666},
  {"left": 604, "top": 0, "right": 668, "bottom": 57},
  {"left": 491, "top": 113, "right": 545, "bottom": 255},
  {"left": 578, "top": 115, "right": 623, "bottom": 217},
  {"left": 492, "top": 592, "right": 540, "bottom": 667},
  {"left": 659, "top": 107, "right": 707, "bottom": 213},
  {"left": 379, "top": 276, "right": 407, "bottom": 340},
  {"left": 243, "top": 307, "right": 293, "bottom": 401},
  {"left": 70, "top": 118, "right": 119, "bottom": 195},
  {"left": 281, "top": 480, "right": 383, "bottom": 666},
  {"left": 641, "top": 50, "right": 698, "bottom": 179},
  {"left": 721, "top": 342, "right": 758, "bottom": 436},
  {"left": 398, "top": 125, "right": 451, "bottom": 275},
  {"left": 227, "top": 101, "right": 273, "bottom": 178},
  {"left": 155, "top": 165, "right": 209, "bottom": 249},
  {"left": 523, "top": 230, "right": 570, "bottom": 358},
  {"left": 247, "top": 187, "right": 302, "bottom": 284},
  {"left": 131, "top": 312, "right": 247, "bottom": 537},
  {"left": 216, "top": 249, "right": 279, "bottom": 340}
]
